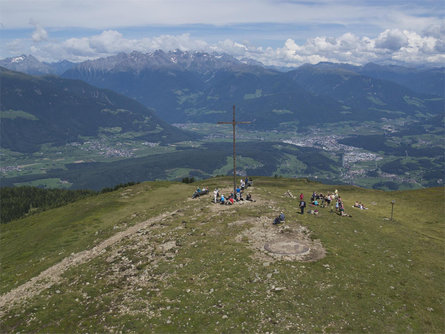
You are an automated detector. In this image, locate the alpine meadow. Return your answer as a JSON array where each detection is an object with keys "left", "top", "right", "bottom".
[{"left": 1, "top": 0, "right": 444, "bottom": 333}]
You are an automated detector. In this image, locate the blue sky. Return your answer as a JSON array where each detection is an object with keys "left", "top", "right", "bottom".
[{"left": 1, "top": 0, "right": 444, "bottom": 67}]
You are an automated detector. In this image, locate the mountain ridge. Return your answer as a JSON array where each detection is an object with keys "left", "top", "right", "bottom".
[
  {"left": 0, "top": 67, "right": 195, "bottom": 153},
  {"left": 60, "top": 50, "right": 443, "bottom": 127}
]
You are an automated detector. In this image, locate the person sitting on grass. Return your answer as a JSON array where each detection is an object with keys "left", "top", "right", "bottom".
[
  {"left": 246, "top": 193, "right": 255, "bottom": 202},
  {"left": 353, "top": 201, "right": 368, "bottom": 210},
  {"left": 273, "top": 212, "right": 285, "bottom": 225},
  {"left": 220, "top": 194, "right": 225, "bottom": 205}
]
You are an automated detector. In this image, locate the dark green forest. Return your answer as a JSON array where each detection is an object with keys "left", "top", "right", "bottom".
[
  {"left": 0, "top": 182, "right": 144, "bottom": 223},
  {"left": 0, "top": 186, "right": 96, "bottom": 223}
]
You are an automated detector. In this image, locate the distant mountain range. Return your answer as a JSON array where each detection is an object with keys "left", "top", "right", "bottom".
[
  {"left": 1, "top": 51, "right": 443, "bottom": 130},
  {"left": 0, "top": 55, "right": 75, "bottom": 76},
  {"left": 0, "top": 67, "right": 194, "bottom": 153},
  {"left": 1, "top": 52, "right": 443, "bottom": 190},
  {"left": 58, "top": 51, "right": 443, "bottom": 128},
  {"left": 1, "top": 51, "right": 443, "bottom": 144}
]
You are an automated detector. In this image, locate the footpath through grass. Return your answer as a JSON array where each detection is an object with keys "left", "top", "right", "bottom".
[
  {"left": 0, "top": 181, "right": 191, "bottom": 294},
  {"left": 0, "top": 177, "right": 443, "bottom": 332}
]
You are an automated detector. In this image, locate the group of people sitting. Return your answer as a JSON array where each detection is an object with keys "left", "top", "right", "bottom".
[
  {"left": 353, "top": 201, "right": 368, "bottom": 210},
  {"left": 191, "top": 186, "right": 209, "bottom": 199},
  {"left": 214, "top": 177, "right": 255, "bottom": 205}
]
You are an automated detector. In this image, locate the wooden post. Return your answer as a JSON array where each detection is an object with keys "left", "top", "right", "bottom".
[{"left": 217, "top": 105, "right": 251, "bottom": 196}]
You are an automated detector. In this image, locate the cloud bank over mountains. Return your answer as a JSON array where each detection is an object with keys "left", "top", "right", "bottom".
[
  {"left": 22, "top": 25, "right": 445, "bottom": 67},
  {"left": 1, "top": 0, "right": 444, "bottom": 67}
]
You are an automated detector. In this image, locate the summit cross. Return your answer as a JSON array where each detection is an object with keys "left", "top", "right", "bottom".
[{"left": 217, "top": 105, "right": 251, "bottom": 197}]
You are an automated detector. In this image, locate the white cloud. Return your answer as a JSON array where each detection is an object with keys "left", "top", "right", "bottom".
[
  {"left": 10, "top": 24, "right": 445, "bottom": 67},
  {"left": 375, "top": 29, "right": 408, "bottom": 51},
  {"left": 1, "top": 0, "right": 443, "bottom": 68},
  {"left": 29, "top": 20, "right": 48, "bottom": 42},
  {"left": 263, "top": 27, "right": 445, "bottom": 67}
]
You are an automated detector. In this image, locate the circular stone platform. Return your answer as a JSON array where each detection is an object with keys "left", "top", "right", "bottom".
[{"left": 264, "top": 240, "right": 310, "bottom": 255}]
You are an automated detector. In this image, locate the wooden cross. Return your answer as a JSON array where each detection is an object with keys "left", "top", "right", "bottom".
[{"left": 217, "top": 105, "right": 251, "bottom": 197}]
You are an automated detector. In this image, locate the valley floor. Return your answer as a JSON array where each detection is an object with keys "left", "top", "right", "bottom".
[{"left": 1, "top": 120, "right": 444, "bottom": 191}]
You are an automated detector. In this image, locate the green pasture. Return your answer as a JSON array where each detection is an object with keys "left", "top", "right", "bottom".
[{"left": 1, "top": 177, "right": 443, "bottom": 332}]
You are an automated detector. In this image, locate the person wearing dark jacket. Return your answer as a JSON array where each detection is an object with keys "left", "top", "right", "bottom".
[
  {"left": 273, "top": 212, "right": 285, "bottom": 225},
  {"left": 299, "top": 200, "right": 306, "bottom": 214}
]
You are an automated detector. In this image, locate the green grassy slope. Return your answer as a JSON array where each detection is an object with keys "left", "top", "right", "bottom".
[{"left": 0, "top": 177, "right": 443, "bottom": 332}]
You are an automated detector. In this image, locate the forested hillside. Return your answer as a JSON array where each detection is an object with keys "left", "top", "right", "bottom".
[
  {"left": 0, "top": 67, "right": 194, "bottom": 153},
  {"left": 0, "top": 187, "right": 96, "bottom": 223}
]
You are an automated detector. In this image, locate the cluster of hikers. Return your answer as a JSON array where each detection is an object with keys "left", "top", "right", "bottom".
[
  {"left": 191, "top": 177, "right": 255, "bottom": 205},
  {"left": 274, "top": 188, "right": 363, "bottom": 224},
  {"left": 215, "top": 177, "right": 255, "bottom": 205},
  {"left": 298, "top": 190, "right": 352, "bottom": 217},
  {"left": 191, "top": 180, "right": 369, "bottom": 225}
]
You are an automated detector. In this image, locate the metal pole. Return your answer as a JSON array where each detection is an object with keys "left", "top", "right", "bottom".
[
  {"left": 233, "top": 105, "right": 236, "bottom": 197},
  {"left": 216, "top": 105, "right": 250, "bottom": 198}
]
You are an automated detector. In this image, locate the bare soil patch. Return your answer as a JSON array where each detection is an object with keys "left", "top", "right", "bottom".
[{"left": 237, "top": 216, "right": 325, "bottom": 262}]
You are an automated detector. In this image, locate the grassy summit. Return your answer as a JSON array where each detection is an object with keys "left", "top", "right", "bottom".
[{"left": 0, "top": 177, "right": 443, "bottom": 332}]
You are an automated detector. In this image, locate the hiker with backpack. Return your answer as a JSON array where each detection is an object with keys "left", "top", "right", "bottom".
[{"left": 299, "top": 199, "right": 306, "bottom": 214}]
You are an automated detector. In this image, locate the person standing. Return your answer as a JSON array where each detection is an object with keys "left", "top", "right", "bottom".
[
  {"left": 299, "top": 199, "right": 306, "bottom": 214},
  {"left": 213, "top": 188, "right": 219, "bottom": 203},
  {"left": 300, "top": 193, "right": 304, "bottom": 200}
]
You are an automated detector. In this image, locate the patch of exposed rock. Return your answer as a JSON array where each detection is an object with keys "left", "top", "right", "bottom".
[{"left": 237, "top": 216, "right": 325, "bottom": 262}]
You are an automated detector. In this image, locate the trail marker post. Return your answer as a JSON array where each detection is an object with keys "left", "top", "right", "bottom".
[
  {"left": 217, "top": 105, "right": 251, "bottom": 197},
  {"left": 390, "top": 200, "right": 395, "bottom": 221}
]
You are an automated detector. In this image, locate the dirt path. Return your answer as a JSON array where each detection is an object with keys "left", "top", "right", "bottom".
[
  {"left": 0, "top": 187, "right": 324, "bottom": 317},
  {"left": 0, "top": 209, "right": 179, "bottom": 317}
]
